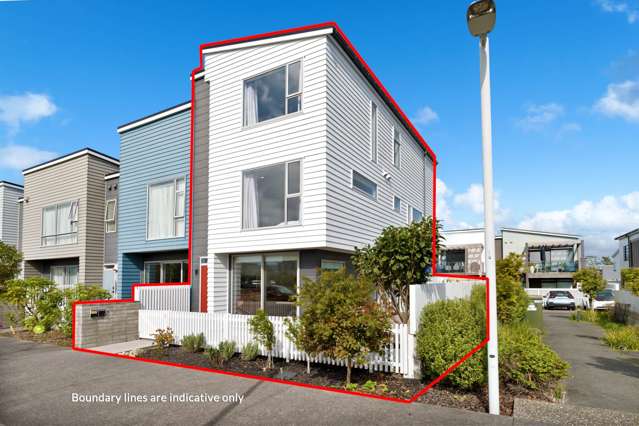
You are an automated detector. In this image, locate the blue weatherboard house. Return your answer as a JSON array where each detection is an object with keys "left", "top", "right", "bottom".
[{"left": 115, "top": 103, "right": 191, "bottom": 299}]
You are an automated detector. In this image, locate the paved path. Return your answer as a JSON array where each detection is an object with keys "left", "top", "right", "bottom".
[
  {"left": 543, "top": 310, "right": 639, "bottom": 414},
  {"left": 0, "top": 337, "right": 534, "bottom": 425}
]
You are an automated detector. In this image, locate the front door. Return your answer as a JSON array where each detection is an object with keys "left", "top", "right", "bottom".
[{"left": 200, "top": 258, "right": 208, "bottom": 312}]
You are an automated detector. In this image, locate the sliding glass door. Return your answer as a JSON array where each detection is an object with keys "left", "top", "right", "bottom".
[{"left": 231, "top": 253, "right": 297, "bottom": 317}]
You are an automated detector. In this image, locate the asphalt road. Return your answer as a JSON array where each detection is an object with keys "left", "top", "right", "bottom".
[
  {"left": 543, "top": 310, "right": 639, "bottom": 414},
  {"left": 0, "top": 336, "right": 529, "bottom": 426}
]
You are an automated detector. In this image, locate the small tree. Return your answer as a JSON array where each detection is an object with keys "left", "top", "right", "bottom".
[
  {"left": 297, "top": 269, "right": 391, "bottom": 385},
  {"left": 496, "top": 253, "right": 529, "bottom": 324},
  {"left": 574, "top": 268, "right": 606, "bottom": 308},
  {"left": 0, "top": 277, "right": 62, "bottom": 332},
  {"left": 60, "top": 284, "right": 111, "bottom": 337},
  {"left": 0, "top": 241, "right": 22, "bottom": 293},
  {"left": 248, "top": 309, "right": 275, "bottom": 369},
  {"left": 621, "top": 268, "right": 639, "bottom": 296},
  {"left": 284, "top": 317, "right": 318, "bottom": 375},
  {"left": 352, "top": 217, "right": 442, "bottom": 324}
]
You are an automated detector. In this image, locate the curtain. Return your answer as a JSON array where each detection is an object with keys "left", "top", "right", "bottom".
[
  {"left": 51, "top": 266, "right": 65, "bottom": 287},
  {"left": 56, "top": 202, "right": 73, "bottom": 244},
  {"left": 243, "top": 172, "right": 259, "bottom": 228},
  {"left": 42, "top": 206, "right": 57, "bottom": 245},
  {"left": 244, "top": 83, "right": 258, "bottom": 126},
  {"left": 148, "top": 182, "right": 174, "bottom": 239}
]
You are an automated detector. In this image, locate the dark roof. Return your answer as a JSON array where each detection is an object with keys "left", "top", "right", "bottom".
[
  {"left": 615, "top": 227, "right": 639, "bottom": 240},
  {"left": 22, "top": 147, "right": 119, "bottom": 175},
  {"left": 117, "top": 101, "right": 191, "bottom": 133},
  {"left": 0, "top": 180, "right": 23, "bottom": 189}
]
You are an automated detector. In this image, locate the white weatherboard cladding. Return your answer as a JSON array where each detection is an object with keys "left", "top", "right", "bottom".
[
  {"left": 0, "top": 185, "right": 23, "bottom": 246},
  {"left": 324, "top": 37, "right": 431, "bottom": 250},
  {"left": 204, "top": 36, "right": 329, "bottom": 255}
]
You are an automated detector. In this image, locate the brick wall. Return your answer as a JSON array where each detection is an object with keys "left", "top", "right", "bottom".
[{"left": 75, "top": 302, "right": 140, "bottom": 348}]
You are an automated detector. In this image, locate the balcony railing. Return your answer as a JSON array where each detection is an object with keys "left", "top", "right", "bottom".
[
  {"left": 528, "top": 261, "right": 578, "bottom": 273},
  {"left": 437, "top": 260, "right": 466, "bottom": 274}
]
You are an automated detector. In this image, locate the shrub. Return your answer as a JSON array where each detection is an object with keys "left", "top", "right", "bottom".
[
  {"left": 0, "top": 241, "right": 22, "bottom": 292},
  {"left": 60, "top": 284, "right": 111, "bottom": 337},
  {"left": 218, "top": 340, "right": 236, "bottom": 364},
  {"left": 241, "top": 342, "right": 260, "bottom": 361},
  {"left": 499, "top": 323, "right": 569, "bottom": 389},
  {"left": 293, "top": 269, "right": 391, "bottom": 384},
  {"left": 603, "top": 326, "right": 639, "bottom": 351},
  {"left": 352, "top": 216, "right": 442, "bottom": 324},
  {"left": 496, "top": 254, "right": 529, "bottom": 324},
  {"left": 152, "top": 327, "right": 175, "bottom": 349},
  {"left": 573, "top": 268, "right": 606, "bottom": 306},
  {"left": 248, "top": 309, "right": 275, "bottom": 369},
  {"left": 0, "top": 277, "right": 62, "bottom": 332},
  {"left": 621, "top": 268, "right": 639, "bottom": 296},
  {"left": 207, "top": 346, "right": 222, "bottom": 365},
  {"left": 181, "top": 333, "right": 206, "bottom": 353},
  {"left": 416, "top": 298, "right": 485, "bottom": 389}
]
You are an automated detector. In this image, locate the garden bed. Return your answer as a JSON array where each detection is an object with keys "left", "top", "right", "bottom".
[
  {"left": 0, "top": 328, "right": 71, "bottom": 347},
  {"left": 137, "top": 346, "right": 555, "bottom": 415}
]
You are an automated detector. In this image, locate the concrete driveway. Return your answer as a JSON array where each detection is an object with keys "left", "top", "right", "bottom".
[
  {"left": 543, "top": 310, "right": 639, "bottom": 414},
  {"left": 0, "top": 337, "right": 530, "bottom": 425}
]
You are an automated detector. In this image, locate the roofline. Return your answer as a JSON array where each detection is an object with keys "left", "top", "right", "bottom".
[
  {"left": 443, "top": 228, "right": 485, "bottom": 234},
  {"left": 22, "top": 148, "right": 119, "bottom": 176},
  {"left": 500, "top": 227, "right": 581, "bottom": 239},
  {"left": 0, "top": 180, "right": 24, "bottom": 190},
  {"left": 117, "top": 101, "right": 191, "bottom": 134},
  {"left": 195, "top": 22, "right": 435, "bottom": 162},
  {"left": 104, "top": 172, "right": 120, "bottom": 180},
  {"left": 615, "top": 227, "right": 639, "bottom": 240}
]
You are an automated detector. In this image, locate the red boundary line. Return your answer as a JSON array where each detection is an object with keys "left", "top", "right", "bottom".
[{"left": 72, "top": 22, "right": 491, "bottom": 405}]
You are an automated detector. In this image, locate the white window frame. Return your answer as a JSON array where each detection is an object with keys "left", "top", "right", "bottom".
[
  {"left": 370, "top": 101, "right": 378, "bottom": 163},
  {"left": 393, "top": 127, "right": 401, "bottom": 169},
  {"left": 408, "top": 206, "right": 424, "bottom": 223},
  {"left": 146, "top": 177, "right": 186, "bottom": 240},
  {"left": 104, "top": 199, "right": 117, "bottom": 233},
  {"left": 242, "top": 60, "right": 303, "bottom": 127},
  {"left": 321, "top": 259, "right": 346, "bottom": 272},
  {"left": 49, "top": 265, "right": 79, "bottom": 290},
  {"left": 241, "top": 160, "right": 303, "bottom": 230},
  {"left": 143, "top": 260, "right": 188, "bottom": 283},
  {"left": 351, "top": 169, "right": 378, "bottom": 200},
  {"left": 393, "top": 196, "right": 401, "bottom": 213},
  {"left": 40, "top": 200, "right": 79, "bottom": 247}
]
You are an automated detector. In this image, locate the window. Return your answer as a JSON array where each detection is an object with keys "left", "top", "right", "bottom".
[
  {"left": 50, "top": 265, "right": 78, "bottom": 290},
  {"left": 244, "top": 61, "right": 302, "bottom": 126},
  {"left": 242, "top": 161, "right": 301, "bottom": 229},
  {"left": 409, "top": 206, "right": 423, "bottom": 223},
  {"left": 352, "top": 170, "right": 377, "bottom": 199},
  {"left": 370, "top": 102, "right": 378, "bottom": 163},
  {"left": 143, "top": 260, "right": 188, "bottom": 283},
  {"left": 624, "top": 245, "right": 628, "bottom": 261},
  {"left": 321, "top": 259, "right": 345, "bottom": 272},
  {"left": 393, "top": 196, "right": 401, "bottom": 212},
  {"left": 41, "top": 201, "right": 78, "bottom": 246},
  {"left": 231, "top": 253, "right": 297, "bottom": 317},
  {"left": 438, "top": 249, "right": 465, "bottom": 273},
  {"left": 393, "top": 127, "right": 401, "bottom": 168},
  {"left": 104, "top": 199, "right": 117, "bottom": 233},
  {"left": 147, "top": 177, "right": 185, "bottom": 240}
]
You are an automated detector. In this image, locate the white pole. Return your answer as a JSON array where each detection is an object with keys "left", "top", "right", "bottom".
[{"left": 479, "top": 34, "right": 500, "bottom": 416}]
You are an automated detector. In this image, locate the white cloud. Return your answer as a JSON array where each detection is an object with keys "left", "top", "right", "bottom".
[
  {"left": 0, "top": 93, "right": 57, "bottom": 132},
  {"left": 517, "top": 103, "right": 564, "bottom": 131},
  {"left": 453, "top": 183, "right": 510, "bottom": 223},
  {"left": 594, "top": 80, "right": 639, "bottom": 122},
  {"left": 596, "top": 0, "right": 638, "bottom": 23},
  {"left": 0, "top": 144, "right": 58, "bottom": 170},
  {"left": 518, "top": 191, "right": 639, "bottom": 255},
  {"left": 412, "top": 106, "right": 439, "bottom": 125},
  {"left": 436, "top": 178, "right": 452, "bottom": 223}
]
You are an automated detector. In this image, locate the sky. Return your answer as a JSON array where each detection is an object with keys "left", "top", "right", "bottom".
[{"left": 1, "top": 0, "right": 638, "bottom": 256}]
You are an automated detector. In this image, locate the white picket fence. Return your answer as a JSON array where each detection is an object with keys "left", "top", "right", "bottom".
[
  {"left": 138, "top": 310, "right": 411, "bottom": 376},
  {"left": 134, "top": 285, "right": 190, "bottom": 311}
]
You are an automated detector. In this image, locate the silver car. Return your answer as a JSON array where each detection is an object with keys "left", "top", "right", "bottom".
[{"left": 544, "top": 290, "right": 576, "bottom": 310}]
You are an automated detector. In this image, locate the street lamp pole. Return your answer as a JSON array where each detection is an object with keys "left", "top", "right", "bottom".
[{"left": 467, "top": 0, "right": 499, "bottom": 415}]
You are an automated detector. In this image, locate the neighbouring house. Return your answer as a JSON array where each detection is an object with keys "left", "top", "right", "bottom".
[
  {"left": 103, "top": 172, "right": 119, "bottom": 294},
  {"left": 20, "top": 148, "right": 119, "bottom": 288},
  {"left": 195, "top": 24, "right": 434, "bottom": 317},
  {"left": 614, "top": 227, "right": 639, "bottom": 271},
  {"left": 0, "top": 181, "right": 24, "bottom": 248},
  {"left": 115, "top": 103, "right": 190, "bottom": 300},
  {"left": 499, "top": 228, "right": 583, "bottom": 289},
  {"left": 439, "top": 228, "right": 486, "bottom": 275}
]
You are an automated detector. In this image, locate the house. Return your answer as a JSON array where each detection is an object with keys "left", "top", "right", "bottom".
[
  {"left": 20, "top": 148, "right": 119, "bottom": 288},
  {"left": 439, "top": 227, "right": 584, "bottom": 289},
  {"left": 0, "top": 181, "right": 24, "bottom": 248},
  {"left": 194, "top": 24, "right": 435, "bottom": 317},
  {"left": 614, "top": 227, "right": 639, "bottom": 271},
  {"left": 103, "top": 172, "right": 119, "bottom": 294},
  {"left": 115, "top": 103, "right": 191, "bottom": 300}
]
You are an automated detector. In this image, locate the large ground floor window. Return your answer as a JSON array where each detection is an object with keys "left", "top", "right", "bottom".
[
  {"left": 144, "top": 260, "right": 188, "bottom": 283},
  {"left": 50, "top": 265, "right": 79, "bottom": 290},
  {"left": 231, "top": 252, "right": 297, "bottom": 317}
]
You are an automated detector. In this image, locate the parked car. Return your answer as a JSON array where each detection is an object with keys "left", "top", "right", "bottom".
[
  {"left": 544, "top": 290, "right": 576, "bottom": 310},
  {"left": 592, "top": 290, "right": 615, "bottom": 311}
]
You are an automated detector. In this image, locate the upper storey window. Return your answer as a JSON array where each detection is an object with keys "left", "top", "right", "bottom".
[
  {"left": 41, "top": 201, "right": 79, "bottom": 246},
  {"left": 243, "top": 61, "right": 302, "bottom": 126}
]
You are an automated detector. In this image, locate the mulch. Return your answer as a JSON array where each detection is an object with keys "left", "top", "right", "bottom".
[
  {"left": 138, "top": 346, "right": 555, "bottom": 415},
  {"left": 0, "top": 328, "right": 72, "bottom": 347}
]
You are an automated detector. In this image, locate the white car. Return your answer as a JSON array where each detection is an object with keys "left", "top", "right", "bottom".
[
  {"left": 543, "top": 290, "right": 576, "bottom": 310},
  {"left": 591, "top": 290, "right": 615, "bottom": 311}
]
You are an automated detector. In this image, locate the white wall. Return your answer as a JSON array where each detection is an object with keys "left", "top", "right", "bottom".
[{"left": 501, "top": 229, "right": 581, "bottom": 258}]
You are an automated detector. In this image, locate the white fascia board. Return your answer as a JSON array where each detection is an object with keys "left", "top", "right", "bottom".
[
  {"left": 117, "top": 103, "right": 192, "bottom": 134},
  {"left": 104, "top": 173, "right": 120, "bottom": 180},
  {"left": 0, "top": 182, "right": 24, "bottom": 191},
  {"left": 201, "top": 28, "right": 334, "bottom": 55},
  {"left": 23, "top": 149, "right": 119, "bottom": 176},
  {"left": 501, "top": 227, "right": 581, "bottom": 240}
]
